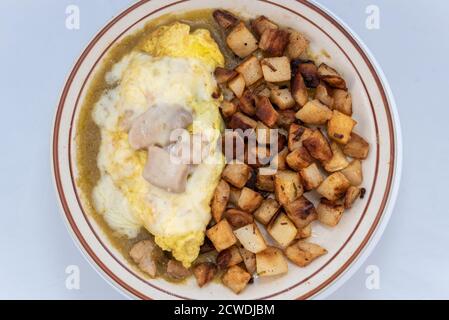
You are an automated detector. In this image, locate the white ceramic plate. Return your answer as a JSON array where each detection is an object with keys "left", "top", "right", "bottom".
[{"left": 52, "top": 0, "right": 402, "bottom": 300}]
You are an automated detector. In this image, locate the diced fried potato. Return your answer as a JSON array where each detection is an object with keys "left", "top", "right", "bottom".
[
  {"left": 296, "top": 223, "right": 312, "bottom": 239},
  {"left": 233, "top": 223, "right": 267, "bottom": 254},
  {"left": 224, "top": 209, "right": 254, "bottom": 229},
  {"left": 235, "top": 56, "right": 263, "bottom": 86},
  {"left": 238, "top": 90, "right": 256, "bottom": 116},
  {"left": 220, "top": 100, "right": 238, "bottom": 118},
  {"left": 284, "top": 196, "right": 317, "bottom": 229},
  {"left": 222, "top": 162, "right": 252, "bottom": 188},
  {"left": 317, "top": 198, "right": 345, "bottom": 227},
  {"left": 214, "top": 67, "right": 238, "bottom": 84},
  {"left": 343, "top": 133, "right": 370, "bottom": 159},
  {"left": 270, "top": 88, "right": 296, "bottom": 110},
  {"left": 318, "top": 63, "right": 347, "bottom": 90},
  {"left": 291, "top": 69, "right": 308, "bottom": 106},
  {"left": 288, "top": 123, "right": 313, "bottom": 151},
  {"left": 315, "top": 81, "right": 334, "bottom": 107},
  {"left": 206, "top": 219, "right": 237, "bottom": 252},
  {"left": 238, "top": 245, "right": 256, "bottom": 274},
  {"left": 296, "top": 99, "right": 333, "bottom": 125},
  {"left": 316, "top": 172, "right": 351, "bottom": 201},
  {"left": 255, "top": 121, "right": 274, "bottom": 145},
  {"left": 286, "top": 29, "right": 309, "bottom": 60},
  {"left": 285, "top": 241, "right": 327, "bottom": 267},
  {"left": 256, "top": 246, "right": 288, "bottom": 276},
  {"left": 237, "top": 187, "right": 264, "bottom": 213},
  {"left": 228, "top": 112, "right": 258, "bottom": 130},
  {"left": 286, "top": 146, "right": 314, "bottom": 171},
  {"left": 261, "top": 57, "right": 291, "bottom": 82},
  {"left": 216, "top": 246, "right": 243, "bottom": 269},
  {"left": 344, "top": 186, "right": 361, "bottom": 209},
  {"left": 323, "top": 142, "right": 349, "bottom": 172},
  {"left": 193, "top": 262, "right": 217, "bottom": 287},
  {"left": 229, "top": 187, "right": 242, "bottom": 206},
  {"left": 274, "top": 170, "right": 303, "bottom": 206},
  {"left": 270, "top": 147, "right": 289, "bottom": 171},
  {"left": 256, "top": 170, "right": 275, "bottom": 192},
  {"left": 259, "top": 28, "right": 290, "bottom": 57},
  {"left": 268, "top": 212, "right": 298, "bottom": 247},
  {"left": 295, "top": 60, "right": 320, "bottom": 88},
  {"left": 277, "top": 110, "right": 297, "bottom": 129},
  {"left": 226, "top": 22, "right": 258, "bottom": 58},
  {"left": 247, "top": 144, "right": 272, "bottom": 168},
  {"left": 222, "top": 265, "right": 251, "bottom": 294},
  {"left": 255, "top": 95, "right": 279, "bottom": 127},
  {"left": 328, "top": 110, "right": 357, "bottom": 144},
  {"left": 212, "top": 179, "right": 231, "bottom": 222},
  {"left": 300, "top": 163, "right": 324, "bottom": 190},
  {"left": 213, "top": 9, "right": 239, "bottom": 29},
  {"left": 340, "top": 159, "right": 363, "bottom": 186},
  {"left": 228, "top": 73, "right": 246, "bottom": 98},
  {"left": 254, "top": 198, "right": 280, "bottom": 225},
  {"left": 251, "top": 15, "right": 278, "bottom": 37},
  {"left": 333, "top": 89, "right": 352, "bottom": 115},
  {"left": 303, "top": 129, "right": 333, "bottom": 162}
]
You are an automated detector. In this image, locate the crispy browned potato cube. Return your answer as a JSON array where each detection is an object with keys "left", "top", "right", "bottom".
[
  {"left": 233, "top": 223, "right": 267, "bottom": 254},
  {"left": 270, "top": 147, "right": 289, "bottom": 171},
  {"left": 295, "top": 60, "right": 320, "bottom": 88},
  {"left": 214, "top": 67, "right": 238, "bottom": 84},
  {"left": 256, "top": 246, "right": 288, "bottom": 276},
  {"left": 237, "top": 187, "right": 263, "bottom": 213},
  {"left": 254, "top": 198, "right": 280, "bottom": 225},
  {"left": 274, "top": 170, "right": 303, "bottom": 206},
  {"left": 318, "top": 63, "right": 347, "bottom": 90},
  {"left": 323, "top": 142, "right": 349, "bottom": 172},
  {"left": 228, "top": 112, "right": 258, "bottom": 130},
  {"left": 315, "top": 81, "right": 334, "bottom": 107},
  {"left": 286, "top": 29, "right": 309, "bottom": 60},
  {"left": 226, "top": 22, "right": 258, "bottom": 58},
  {"left": 222, "top": 265, "right": 251, "bottom": 294},
  {"left": 228, "top": 73, "right": 246, "bottom": 98},
  {"left": 229, "top": 187, "right": 242, "bottom": 206},
  {"left": 284, "top": 196, "right": 317, "bottom": 229},
  {"left": 277, "top": 109, "right": 297, "bottom": 129},
  {"left": 316, "top": 172, "right": 351, "bottom": 201},
  {"left": 238, "top": 90, "right": 256, "bottom": 116},
  {"left": 317, "top": 198, "right": 345, "bottom": 227},
  {"left": 206, "top": 219, "right": 237, "bottom": 252},
  {"left": 296, "top": 99, "right": 333, "bottom": 125},
  {"left": 238, "top": 245, "right": 256, "bottom": 274},
  {"left": 291, "top": 69, "right": 308, "bottom": 106},
  {"left": 288, "top": 123, "right": 313, "bottom": 151},
  {"left": 344, "top": 186, "right": 361, "bottom": 209},
  {"left": 212, "top": 179, "right": 231, "bottom": 222},
  {"left": 267, "top": 212, "right": 298, "bottom": 247},
  {"left": 256, "top": 170, "right": 275, "bottom": 192},
  {"left": 333, "top": 89, "right": 352, "bottom": 115},
  {"left": 255, "top": 121, "right": 275, "bottom": 145},
  {"left": 261, "top": 57, "right": 291, "bottom": 82},
  {"left": 213, "top": 9, "right": 239, "bottom": 29},
  {"left": 300, "top": 163, "right": 324, "bottom": 190},
  {"left": 303, "top": 129, "right": 333, "bottom": 162},
  {"left": 296, "top": 223, "right": 312, "bottom": 239},
  {"left": 217, "top": 246, "right": 243, "bottom": 269},
  {"left": 255, "top": 95, "right": 279, "bottom": 128},
  {"left": 270, "top": 88, "right": 296, "bottom": 110},
  {"left": 236, "top": 56, "right": 263, "bottom": 86},
  {"left": 193, "top": 262, "right": 217, "bottom": 287},
  {"left": 220, "top": 100, "right": 238, "bottom": 118},
  {"left": 259, "top": 28, "right": 290, "bottom": 57},
  {"left": 222, "top": 162, "right": 252, "bottom": 188},
  {"left": 224, "top": 209, "right": 254, "bottom": 229},
  {"left": 286, "top": 146, "right": 314, "bottom": 171},
  {"left": 251, "top": 15, "right": 278, "bottom": 37},
  {"left": 285, "top": 241, "right": 327, "bottom": 267},
  {"left": 343, "top": 133, "right": 370, "bottom": 159},
  {"left": 340, "top": 159, "right": 363, "bottom": 186},
  {"left": 328, "top": 110, "right": 357, "bottom": 144}
]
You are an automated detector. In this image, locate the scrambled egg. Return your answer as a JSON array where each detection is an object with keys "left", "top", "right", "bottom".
[{"left": 92, "top": 23, "right": 225, "bottom": 267}]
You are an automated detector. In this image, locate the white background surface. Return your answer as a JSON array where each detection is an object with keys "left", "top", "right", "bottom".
[{"left": 0, "top": 0, "right": 448, "bottom": 299}]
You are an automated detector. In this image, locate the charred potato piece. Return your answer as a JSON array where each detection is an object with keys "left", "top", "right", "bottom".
[
  {"left": 214, "top": 67, "right": 238, "bottom": 84},
  {"left": 224, "top": 209, "right": 254, "bottom": 229},
  {"left": 288, "top": 123, "right": 313, "bottom": 151},
  {"left": 259, "top": 28, "right": 290, "bottom": 57},
  {"left": 238, "top": 90, "right": 256, "bottom": 116},
  {"left": 286, "top": 146, "right": 314, "bottom": 171},
  {"left": 267, "top": 212, "right": 298, "bottom": 247},
  {"left": 217, "top": 246, "right": 243, "bottom": 269},
  {"left": 316, "top": 172, "right": 351, "bottom": 201},
  {"left": 296, "top": 223, "right": 312, "bottom": 240},
  {"left": 286, "top": 29, "right": 309, "bottom": 60},
  {"left": 256, "top": 170, "right": 275, "bottom": 192},
  {"left": 296, "top": 99, "right": 333, "bottom": 125},
  {"left": 274, "top": 170, "right": 303, "bottom": 206},
  {"left": 193, "top": 262, "right": 218, "bottom": 287},
  {"left": 317, "top": 198, "right": 345, "bottom": 227},
  {"left": 238, "top": 245, "right": 256, "bottom": 274},
  {"left": 295, "top": 60, "right": 320, "bottom": 88},
  {"left": 300, "top": 163, "right": 324, "bottom": 191},
  {"left": 315, "top": 81, "right": 334, "bottom": 107},
  {"left": 233, "top": 223, "right": 267, "bottom": 254},
  {"left": 333, "top": 89, "right": 352, "bottom": 116},
  {"left": 323, "top": 142, "right": 349, "bottom": 172},
  {"left": 238, "top": 187, "right": 264, "bottom": 213},
  {"left": 344, "top": 186, "right": 361, "bottom": 209},
  {"left": 327, "top": 110, "right": 357, "bottom": 144},
  {"left": 255, "top": 95, "right": 279, "bottom": 127},
  {"left": 284, "top": 196, "right": 317, "bottom": 230},
  {"left": 261, "top": 57, "right": 291, "bottom": 82},
  {"left": 303, "top": 129, "right": 333, "bottom": 162},
  {"left": 256, "top": 246, "right": 288, "bottom": 276},
  {"left": 213, "top": 9, "right": 239, "bottom": 29},
  {"left": 277, "top": 110, "right": 297, "bottom": 129},
  {"left": 340, "top": 159, "right": 363, "bottom": 186},
  {"left": 211, "top": 179, "right": 231, "bottom": 222},
  {"left": 228, "top": 112, "right": 258, "bottom": 130},
  {"left": 254, "top": 198, "right": 280, "bottom": 225},
  {"left": 270, "top": 88, "right": 296, "bottom": 110},
  {"left": 318, "top": 63, "right": 347, "bottom": 90},
  {"left": 285, "top": 241, "right": 327, "bottom": 267},
  {"left": 291, "top": 69, "right": 308, "bottom": 106},
  {"left": 206, "top": 219, "right": 237, "bottom": 252},
  {"left": 226, "top": 22, "right": 259, "bottom": 58},
  {"left": 222, "top": 265, "right": 252, "bottom": 294},
  {"left": 235, "top": 56, "right": 263, "bottom": 86},
  {"left": 220, "top": 100, "right": 238, "bottom": 118},
  {"left": 222, "top": 162, "right": 252, "bottom": 188},
  {"left": 228, "top": 73, "right": 246, "bottom": 98},
  {"left": 343, "top": 133, "right": 370, "bottom": 159},
  {"left": 252, "top": 15, "right": 278, "bottom": 37}
]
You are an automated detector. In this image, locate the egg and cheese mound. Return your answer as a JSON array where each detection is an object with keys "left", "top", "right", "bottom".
[{"left": 91, "top": 23, "right": 225, "bottom": 267}]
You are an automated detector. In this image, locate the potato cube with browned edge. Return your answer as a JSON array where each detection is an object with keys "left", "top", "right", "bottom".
[
  {"left": 256, "top": 170, "right": 275, "bottom": 192},
  {"left": 235, "top": 56, "right": 263, "bottom": 86},
  {"left": 261, "top": 57, "right": 291, "bottom": 82},
  {"left": 285, "top": 241, "right": 327, "bottom": 267},
  {"left": 284, "top": 196, "right": 317, "bottom": 230},
  {"left": 286, "top": 29, "right": 309, "bottom": 60},
  {"left": 267, "top": 212, "right": 298, "bottom": 247},
  {"left": 216, "top": 246, "right": 243, "bottom": 269},
  {"left": 315, "top": 81, "right": 334, "bottom": 107},
  {"left": 214, "top": 67, "right": 238, "bottom": 84},
  {"left": 343, "top": 133, "right": 370, "bottom": 159},
  {"left": 238, "top": 187, "right": 264, "bottom": 213},
  {"left": 213, "top": 10, "right": 239, "bottom": 30},
  {"left": 286, "top": 146, "right": 314, "bottom": 171},
  {"left": 226, "top": 22, "right": 258, "bottom": 58},
  {"left": 206, "top": 219, "right": 237, "bottom": 252},
  {"left": 228, "top": 187, "right": 242, "bottom": 206},
  {"left": 193, "top": 262, "right": 217, "bottom": 288},
  {"left": 274, "top": 170, "right": 303, "bottom": 206},
  {"left": 316, "top": 172, "right": 351, "bottom": 201},
  {"left": 270, "top": 147, "right": 289, "bottom": 171},
  {"left": 254, "top": 198, "right": 280, "bottom": 225},
  {"left": 259, "top": 28, "right": 290, "bottom": 57},
  {"left": 228, "top": 112, "right": 258, "bottom": 130},
  {"left": 270, "top": 88, "right": 296, "bottom": 110},
  {"left": 238, "top": 245, "right": 256, "bottom": 274},
  {"left": 255, "top": 95, "right": 279, "bottom": 128},
  {"left": 256, "top": 247, "right": 288, "bottom": 276},
  {"left": 303, "top": 129, "right": 333, "bottom": 162},
  {"left": 291, "top": 69, "right": 308, "bottom": 107},
  {"left": 222, "top": 265, "right": 252, "bottom": 294},
  {"left": 222, "top": 162, "right": 252, "bottom": 188},
  {"left": 211, "top": 179, "right": 231, "bottom": 222},
  {"left": 251, "top": 15, "right": 278, "bottom": 37},
  {"left": 317, "top": 198, "right": 345, "bottom": 227},
  {"left": 333, "top": 89, "right": 352, "bottom": 116},
  {"left": 344, "top": 186, "right": 361, "bottom": 209},
  {"left": 224, "top": 209, "right": 254, "bottom": 229},
  {"left": 296, "top": 223, "right": 312, "bottom": 240},
  {"left": 220, "top": 100, "right": 238, "bottom": 118},
  {"left": 288, "top": 123, "right": 313, "bottom": 151},
  {"left": 233, "top": 223, "right": 267, "bottom": 254},
  {"left": 238, "top": 90, "right": 256, "bottom": 116},
  {"left": 300, "top": 163, "right": 324, "bottom": 191},
  {"left": 296, "top": 61, "right": 320, "bottom": 88},
  {"left": 323, "top": 142, "right": 349, "bottom": 172},
  {"left": 277, "top": 110, "right": 297, "bottom": 129},
  {"left": 328, "top": 110, "right": 357, "bottom": 144},
  {"left": 318, "top": 63, "right": 347, "bottom": 90},
  {"left": 340, "top": 159, "right": 363, "bottom": 186},
  {"left": 296, "top": 99, "right": 333, "bottom": 125},
  {"left": 228, "top": 74, "right": 246, "bottom": 98}
]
